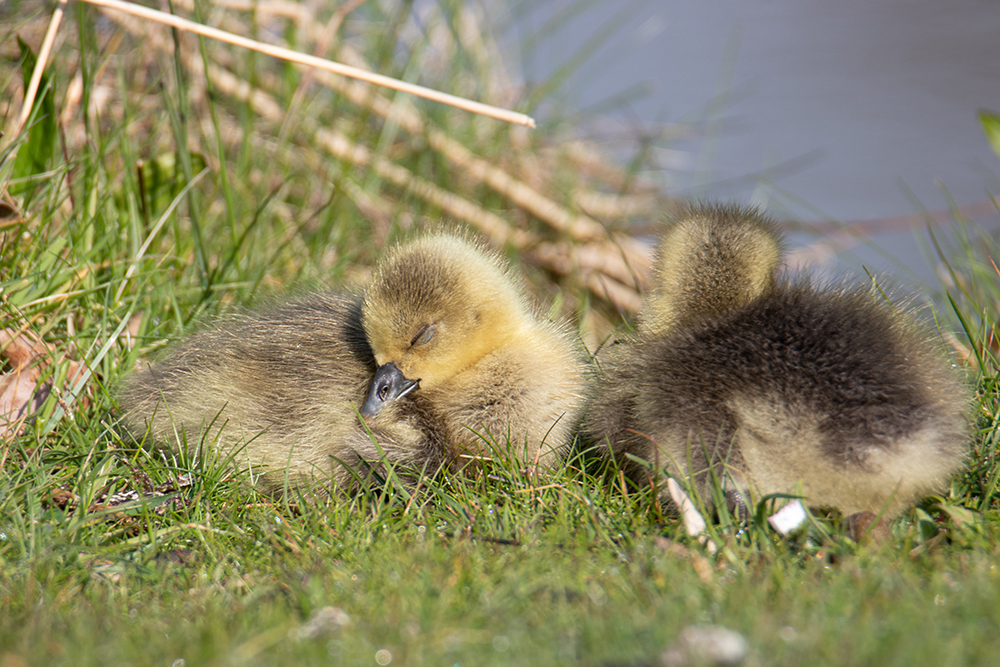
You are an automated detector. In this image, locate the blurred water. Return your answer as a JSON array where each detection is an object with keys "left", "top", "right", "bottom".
[{"left": 514, "top": 0, "right": 1000, "bottom": 284}]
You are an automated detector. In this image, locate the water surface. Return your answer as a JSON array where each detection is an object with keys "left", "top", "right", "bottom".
[{"left": 515, "top": 0, "right": 1000, "bottom": 281}]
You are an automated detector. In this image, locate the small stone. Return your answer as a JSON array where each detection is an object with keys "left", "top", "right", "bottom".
[
  {"left": 292, "top": 606, "right": 351, "bottom": 641},
  {"left": 659, "top": 625, "right": 748, "bottom": 666}
]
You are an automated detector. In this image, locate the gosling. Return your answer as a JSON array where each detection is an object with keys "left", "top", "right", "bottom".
[
  {"left": 582, "top": 203, "right": 969, "bottom": 520},
  {"left": 360, "top": 233, "right": 586, "bottom": 468},
  {"left": 117, "top": 292, "right": 445, "bottom": 493}
]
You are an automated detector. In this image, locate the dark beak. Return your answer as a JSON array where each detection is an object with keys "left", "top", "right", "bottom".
[{"left": 361, "top": 362, "right": 419, "bottom": 417}]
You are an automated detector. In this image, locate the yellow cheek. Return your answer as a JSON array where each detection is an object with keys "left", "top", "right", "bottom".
[
  {"left": 377, "top": 346, "right": 452, "bottom": 387},
  {"left": 372, "top": 342, "right": 409, "bottom": 369},
  {"left": 400, "top": 352, "right": 440, "bottom": 384},
  {"left": 394, "top": 350, "right": 423, "bottom": 378},
  {"left": 397, "top": 359, "right": 415, "bottom": 377}
]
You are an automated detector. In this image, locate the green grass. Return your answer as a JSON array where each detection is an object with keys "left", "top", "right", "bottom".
[{"left": 2, "top": 1, "right": 1000, "bottom": 665}]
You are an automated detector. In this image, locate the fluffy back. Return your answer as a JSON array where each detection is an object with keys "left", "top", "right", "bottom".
[{"left": 644, "top": 203, "right": 783, "bottom": 337}]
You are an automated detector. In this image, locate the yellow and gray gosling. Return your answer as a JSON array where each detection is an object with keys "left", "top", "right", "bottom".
[
  {"left": 582, "top": 203, "right": 969, "bottom": 520},
  {"left": 117, "top": 293, "right": 444, "bottom": 493},
  {"left": 360, "top": 233, "right": 587, "bottom": 469}
]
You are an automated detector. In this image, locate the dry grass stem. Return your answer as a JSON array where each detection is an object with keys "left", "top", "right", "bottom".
[
  {"left": 163, "top": 0, "right": 649, "bottom": 300},
  {"left": 101, "top": 9, "right": 646, "bottom": 311},
  {"left": 309, "top": 58, "right": 651, "bottom": 292},
  {"left": 12, "top": 0, "right": 68, "bottom": 138},
  {"left": 168, "top": 7, "right": 650, "bottom": 291},
  {"left": 80, "top": 0, "right": 536, "bottom": 127}
]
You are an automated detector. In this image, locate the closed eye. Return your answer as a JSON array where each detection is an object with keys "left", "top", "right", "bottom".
[{"left": 411, "top": 323, "right": 435, "bottom": 347}]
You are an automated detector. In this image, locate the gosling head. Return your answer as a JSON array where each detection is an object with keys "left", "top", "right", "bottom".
[
  {"left": 361, "top": 234, "right": 530, "bottom": 416},
  {"left": 643, "top": 202, "right": 784, "bottom": 337}
]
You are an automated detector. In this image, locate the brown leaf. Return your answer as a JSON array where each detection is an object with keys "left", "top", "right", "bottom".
[
  {"left": 0, "top": 328, "right": 49, "bottom": 380},
  {"left": 0, "top": 185, "right": 21, "bottom": 222},
  {"left": 49, "top": 488, "right": 79, "bottom": 510},
  {"left": 125, "top": 312, "right": 143, "bottom": 348},
  {"left": 0, "top": 372, "right": 44, "bottom": 438},
  {"left": 1, "top": 329, "right": 89, "bottom": 439},
  {"left": 654, "top": 537, "right": 715, "bottom": 585}
]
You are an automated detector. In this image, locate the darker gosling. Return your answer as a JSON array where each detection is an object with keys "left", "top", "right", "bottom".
[{"left": 581, "top": 202, "right": 969, "bottom": 521}]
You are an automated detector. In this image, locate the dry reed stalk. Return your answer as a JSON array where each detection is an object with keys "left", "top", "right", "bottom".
[
  {"left": 184, "top": 0, "right": 652, "bottom": 299},
  {"left": 527, "top": 242, "right": 644, "bottom": 313},
  {"left": 79, "top": 0, "right": 536, "bottom": 127},
  {"left": 172, "top": 0, "right": 369, "bottom": 144},
  {"left": 573, "top": 190, "right": 659, "bottom": 219},
  {"left": 101, "top": 6, "right": 647, "bottom": 310},
  {"left": 105, "top": 12, "right": 525, "bottom": 247},
  {"left": 452, "top": 3, "right": 516, "bottom": 108},
  {"left": 562, "top": 141, "right": 667, "bottom": 194},
  {"left": 340, "top": 178, "right": 395, "bottom": 246},
  {"left": 775, "top": 197, "right": 1000, "bottom": 271},
  {"left": 7, "top": 0, "right": 69, "bottom": 160},
  {"left": 284, "top": 0, "right": 369, "bottom": 134},
  {"left": 788, "top": 199, "right": 1000, "bottom": 237},
  {"left": 184, "top": 2, "right": 651, "bottom": 288},
  {"left": 11, "top": 0, "right": 69, "bottom": 140},
  {"left": 309, "top": 57, "right": 651, "bottom": 289},
  {"left": 192, "top": 0, "right": 308, "bottom": 20}
]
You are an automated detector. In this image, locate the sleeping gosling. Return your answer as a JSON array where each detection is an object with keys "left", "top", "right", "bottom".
[
  {"left": 117, "top": 292, "right": 445, "bottom": 493},
  {"left": 582, "top": 202, "right": 969, "bottom": 521},
  {"left": 360, "top": 233, "right": 586, "bottom": 468}
]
